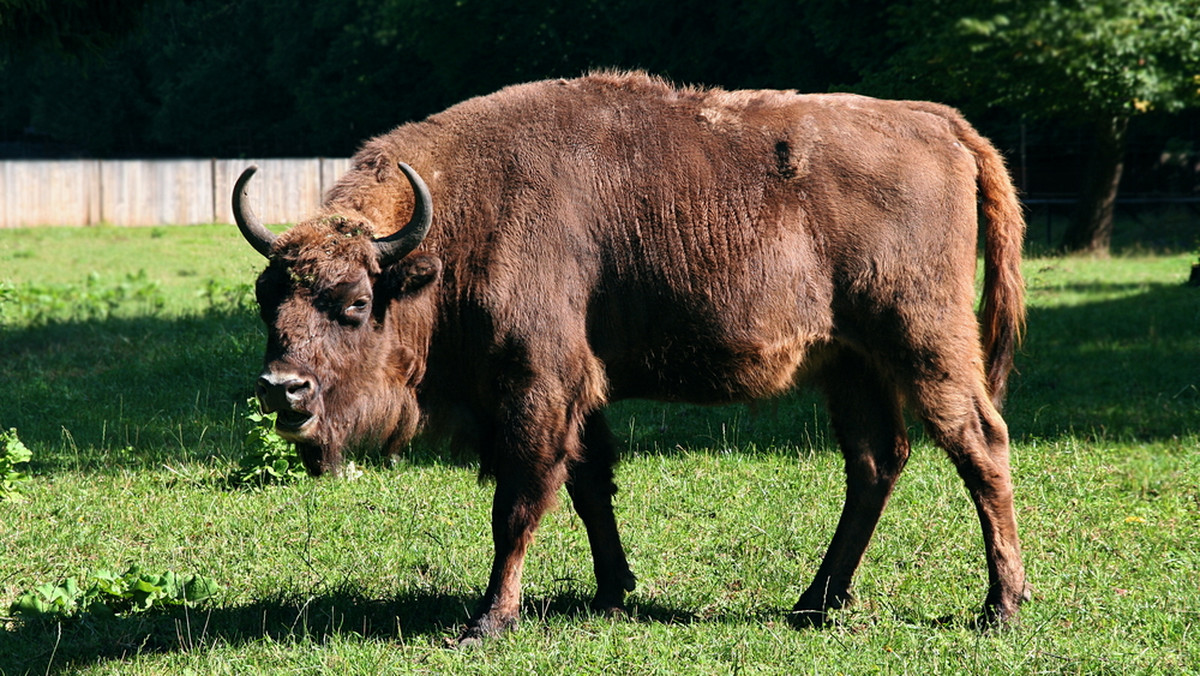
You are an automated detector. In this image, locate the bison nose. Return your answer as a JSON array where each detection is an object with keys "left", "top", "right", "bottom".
[{"left": 256, "top": 371, "right": 315, "bottom": 414}]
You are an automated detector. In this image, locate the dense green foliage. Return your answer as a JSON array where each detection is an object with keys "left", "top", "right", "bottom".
[
  {"left": 0, "top": 0, "right": 845, "bottom": 157},
  {"left": 0, "top": 1, "right": 1194, "bottom": 161},
  {"left": 0, "top": 0, "right": 151, "bottom": 55},
  {"left": 867, "top": 0, "right": 1200, "bottom": 120},
  {"left": 859, "top": 0, "right": 1200, "bottom": 252},
  {"left": 1, "top": 221, "right": 1197, "bottom": 672}
]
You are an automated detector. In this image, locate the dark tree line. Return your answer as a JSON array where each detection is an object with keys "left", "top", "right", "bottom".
[
  {"left": 2, "top": 0, "right": 1198, "bottom": 252},
  {"left": 1, "top": 0, "right": 848, "bottom": 157}
]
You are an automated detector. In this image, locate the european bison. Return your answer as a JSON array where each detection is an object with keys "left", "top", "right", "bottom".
[{"left": 233, "top": 71, "right": 1029, "bottom": 643}]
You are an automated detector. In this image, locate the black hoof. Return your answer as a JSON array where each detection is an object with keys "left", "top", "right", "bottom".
[{"left": 788, "top": 606, "right": 832, "bottom": 629}]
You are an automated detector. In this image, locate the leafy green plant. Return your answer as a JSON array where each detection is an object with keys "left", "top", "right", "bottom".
[
  {"left": 199, "top": 278, "right": 255, "bottom": 312},
  {"left": 0, "top": 428, "right": 33, "bottom": 503},
  {"left": 2, "top": 270, "right": 166, "bottom": 326},
  {"left": 8, "top": 565, "right": 220, "bottom": 620},
  {"left": 226, "top": 399, "right": 308, "bottom": 488},
  {"left": 0, "top": 281, "right": 15, "bottom": 321}
]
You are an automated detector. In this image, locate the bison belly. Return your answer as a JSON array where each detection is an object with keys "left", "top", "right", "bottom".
[{"left": 590, "top": 287, "right": 834, "bottom": 403}]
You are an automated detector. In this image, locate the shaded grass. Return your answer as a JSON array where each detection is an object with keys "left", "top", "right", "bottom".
[
  {"left": 1009, "top": 257, "right": 1200, "bottom": 440},
  {"left": 1, "top": 225, "right": 266, "bottom": 470},
  {"left": 1, "top": 225, "right": 1198, "bottom": 673},
  {"left": 2, "top": 311, "right": 261, "bottom": 470}
]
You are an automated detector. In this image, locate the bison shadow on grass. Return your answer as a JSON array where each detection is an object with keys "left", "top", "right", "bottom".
[
  {"left": 1, "top": 279, "right": 1195, "bottom": 475},
  {"left": 0, "top": 588, "right": 704, "bottom": 671}
]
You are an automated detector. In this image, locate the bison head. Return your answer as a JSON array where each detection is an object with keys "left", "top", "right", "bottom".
[{"left": 233, "top": 163, "right": 441, "bottom": 475}]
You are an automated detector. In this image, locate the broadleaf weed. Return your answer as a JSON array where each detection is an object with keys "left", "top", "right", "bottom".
[
  {"left": 0, "top": 428, "right": 33, "bottom": 503},
  {"left": 199, "top": 278, "right": 255, "bottom": 312},
  {"left": 8, "top": 565, "right": 220, "bottom": 621},
  {"left": 226, "top": 398, "right": 308, "bottom": 488}
]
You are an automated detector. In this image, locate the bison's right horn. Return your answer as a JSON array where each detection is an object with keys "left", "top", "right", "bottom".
[
  {"left": 374, "top": 162, "right": 433, "bottom": 267},
  {"left": 233, "top": 165, "right": 277, "bottom": 258}
]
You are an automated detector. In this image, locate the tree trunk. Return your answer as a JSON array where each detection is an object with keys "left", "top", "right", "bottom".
[{"left": 1060, "top": 115, "right": 1129, "bottom": 255}]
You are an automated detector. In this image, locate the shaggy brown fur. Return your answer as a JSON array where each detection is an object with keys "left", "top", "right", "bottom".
[{"left": 239, "top": 71, "right": 1028, "bottom": 644}]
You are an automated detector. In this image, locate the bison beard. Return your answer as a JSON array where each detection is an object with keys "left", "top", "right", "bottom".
[{"left": 233, "top": 71, "right": 1030, "bottom": 645}]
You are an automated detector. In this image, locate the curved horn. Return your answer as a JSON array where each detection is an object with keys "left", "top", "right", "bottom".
[
  {"left": 374, "top": 162, "right": 434, "bottom": 266},
  {"left": 233, "top": 165, "right": 277, "bottom": 258}
]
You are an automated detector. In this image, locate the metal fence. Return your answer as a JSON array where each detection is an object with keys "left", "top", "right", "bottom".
[{"left": 0, "top": 158, "right": 352, "bottom": 228}]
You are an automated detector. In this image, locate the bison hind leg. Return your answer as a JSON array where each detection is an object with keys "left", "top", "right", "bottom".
[
  {"left": 567, "top": 411, "right": 637, "bottom": 614},
  {"left": 909, "top": 364, "right": 1029, "bottom": 628},
  {"left": 793, "top": 349, "right": 911, "bottom": 627}
]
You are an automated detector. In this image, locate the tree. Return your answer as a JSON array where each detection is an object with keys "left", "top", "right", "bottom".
[
  {"left": 861, "top": 0, "right": 1200, "bottom": 254},
  {"left": 0, "top": 0, "right": 154, "bottom": 57}
]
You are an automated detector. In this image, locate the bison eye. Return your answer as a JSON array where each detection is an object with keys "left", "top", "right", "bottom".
[{"left": 343, "top": 297, "right": 371, "bottom": 322}]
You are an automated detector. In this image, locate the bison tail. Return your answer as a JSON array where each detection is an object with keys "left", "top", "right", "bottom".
[{"left": 966, "top": 126, "right": 1026, "bottom": 410}]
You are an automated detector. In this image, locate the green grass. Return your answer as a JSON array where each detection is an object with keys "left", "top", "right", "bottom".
[{"left": 1, "top": 224, "right": 1198, "bottom": 674}]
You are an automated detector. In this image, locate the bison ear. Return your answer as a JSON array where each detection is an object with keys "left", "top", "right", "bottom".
[{"left": 388, "top": 253, "right": 442, "bottom": 296}]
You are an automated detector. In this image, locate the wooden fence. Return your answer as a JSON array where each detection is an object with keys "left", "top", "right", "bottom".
[{"left": 0, "top": 158, "right": 352, "bottom": 227}]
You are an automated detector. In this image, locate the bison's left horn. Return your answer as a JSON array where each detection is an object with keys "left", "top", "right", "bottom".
[
  {"left": 374, "top": 162, "right": 433, "bottom": 266},
  {"left": 233, "top": 165, "right": 277, "bottom": 258}
]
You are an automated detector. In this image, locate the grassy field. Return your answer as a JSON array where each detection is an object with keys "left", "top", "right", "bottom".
[{"left": 1, "top": 224, "right": 1198, "bottom": 674}]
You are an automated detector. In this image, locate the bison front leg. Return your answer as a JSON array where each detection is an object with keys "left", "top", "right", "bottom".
[
  {"left": 456, "top": 394, "right": 580, "bottom": 647},
  {"left": 457, "top": 456, "right": 567, "bottom": 647},
  {"left": 566, "top": 412, "right": 636, "bottom": 613}
]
